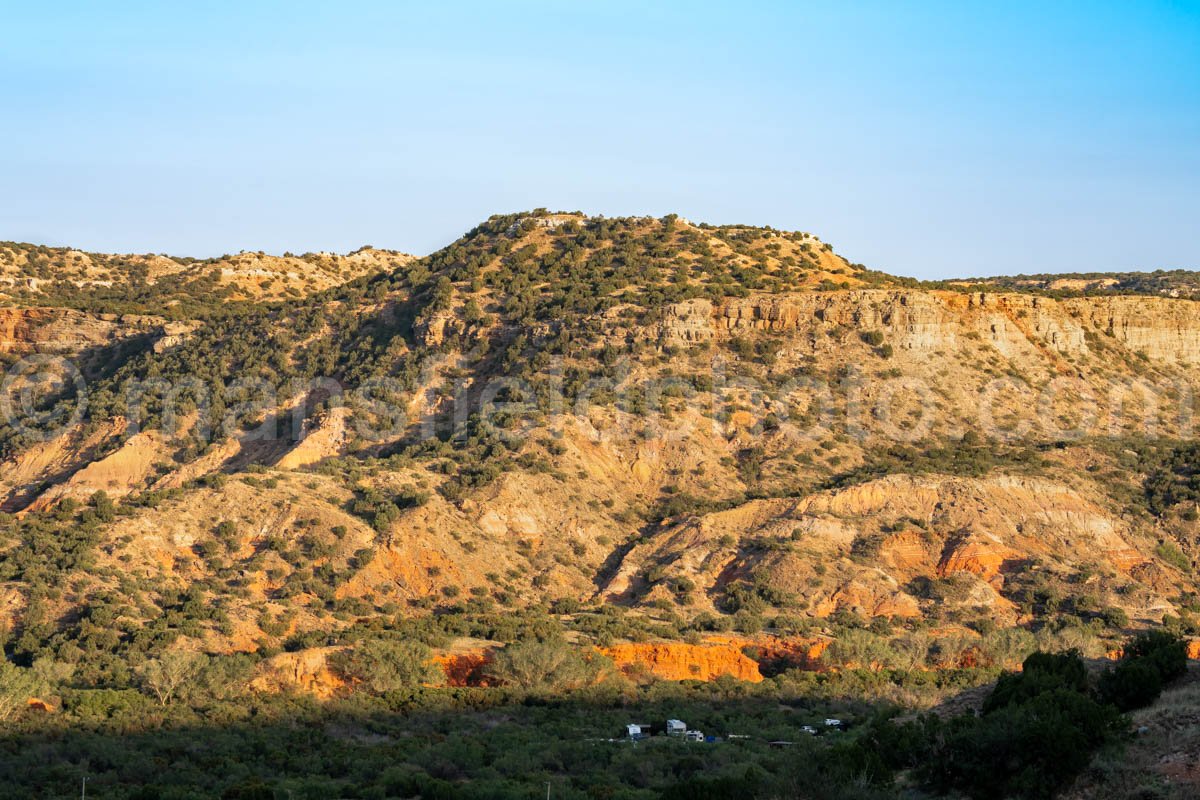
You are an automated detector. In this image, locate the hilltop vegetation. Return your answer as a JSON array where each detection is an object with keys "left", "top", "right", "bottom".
[{"left": 942, "top": 268, "right": 1200, "bottom": 300}]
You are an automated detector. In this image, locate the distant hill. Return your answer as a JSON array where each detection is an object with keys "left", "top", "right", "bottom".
[
  {"left": 943, "top": 268, "right": 1200, "bottom": 299},
  {"left": 0, "top": 240, "right": 415, "bottom": 315}
]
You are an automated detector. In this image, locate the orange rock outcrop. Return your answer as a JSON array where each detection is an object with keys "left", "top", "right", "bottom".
[
  {"left": 434, "top": 650, "right": 494, "bottom": 687},
  {"left": 26, "top": 697, "right": 55, "bottom": 713},
  {"left": 601, "top": 641, "right": 763, "bottom": 682},
  {"left": 937, "top": 537, "right": 1021, "bottom": 580}
]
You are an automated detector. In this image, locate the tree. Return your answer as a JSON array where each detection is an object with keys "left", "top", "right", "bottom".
[
  {"left": 329, "top": 639, "right": 438, "bottom": 693},
  {"left": 0, "top": 660, "right": 41, "bottom": 721},
  {"left": 190, "top": 654, "right": 256, "bottom": 703},
  {"left": 89, "top": 491, "right": 115, "bottom": 522},
  {"left": 1098, "top": 629, "right": 1188, "bottom": 711},
  {"left": 824, "top": 630, "right": 895, "bottom": 671},
  {"left": 981, "top": 627, "right": 1036, "bottom": 668},
  {"left": 891, "top": 631, "right": 931, "bottom": 671},
  {"left": 984, "top": 650, "right": 1088, "bottom": 714},
  {"left": 30, "top": 656, "right": 73, "bottom": 689},
  {"left": 486, "top": 640, "right": 599, "bottom": 691},
  {"left": 139, "top": 651, "right": 206, "bottom": 706},
  {"left": 929, "top": 689, "right": 1121, "bottom": 800}
]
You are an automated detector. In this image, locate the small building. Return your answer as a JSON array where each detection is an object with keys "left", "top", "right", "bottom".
[
  {"left": 666, "top": 719, "right": 687, "bottom": 737},
  {"left": 626, "top": 723, "right": 649, "bottom": 740}
]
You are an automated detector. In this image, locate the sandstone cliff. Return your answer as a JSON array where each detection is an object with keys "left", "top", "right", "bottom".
[
  {"left": 0, "top": 307, "right": 162, "bottom": 355},
  {"left": 656, "top": 290, "right": 1200, "bottom": 364}
]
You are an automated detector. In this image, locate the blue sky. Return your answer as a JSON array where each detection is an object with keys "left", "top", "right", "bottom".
[{"left": 1, "top": 1, "right": 1197, "bottom": 279}]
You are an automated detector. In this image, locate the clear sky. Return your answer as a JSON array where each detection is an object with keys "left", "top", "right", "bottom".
[{"left": 2, "top": 1, "right": 1198, "bottom": 279}]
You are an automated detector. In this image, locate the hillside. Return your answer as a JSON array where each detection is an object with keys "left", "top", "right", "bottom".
[{"left": 2, "top": 210, "right": 1200, "bottom": 692}]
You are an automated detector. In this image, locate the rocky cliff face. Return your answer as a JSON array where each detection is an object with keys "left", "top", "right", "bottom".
[
  {"left": 658, "top": 290, "right": 1200, "bottom": 364},
  {"left": 1062, "top": 295, "right": 1200, "bottom": 362},
  {"left": 242, "top": 635, "right": 834, "bottom": 696},
  {"left": 0, "top": 307, "right": 161, "bottom": 355}
]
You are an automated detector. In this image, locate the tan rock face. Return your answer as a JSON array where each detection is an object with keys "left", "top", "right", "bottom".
[
  {"left": 151, "top": 321, "right": 201, "bottom": 353},
  {"left": 275, "top": 407, "right": 352, "bottom": 470},
  {"left": 249, "top": 646, "right": 348, "bottom": 698},
  {"left": 0, "top": 419, "right": 127, "bottom": 511},
  {"left": 0, "top": 307, "right": 158, "bottom": 355},
  {"left": 880, "top": 531, "right": 932, "bottom": 571},
  {"left": 602, "top": 472, "right": 1161, "bottom": 624},
  {"left": 721, "top": 298, "right": 804, "bottom": 332},
  {"left": 24, "top": 430, "right": 171, "bottom": 511},
  {"left": 656, "top": 298, "right": 715, "bottom": 347},
  {"left": 654, "top": 289, "right": 1200, "bottom": 363},
  {"left": 417, "top": 310, "right": 459, "bottom": 347},
  {"left": 813, "top": 579, "right": 922, "bottom": 619},
  {"left": 1063, "top": 296, "right": 1200, "bottom": 363}
]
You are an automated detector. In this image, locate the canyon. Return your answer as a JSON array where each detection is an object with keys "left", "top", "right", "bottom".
[{"left": 2, "top": 211, "right": 1200, "bottom": 700}]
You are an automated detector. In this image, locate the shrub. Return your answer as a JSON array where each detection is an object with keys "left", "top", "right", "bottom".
[
  {"left": 1097, "top": 657, "right": 1162, "bottom": 712},
  {"left": 921, "top": 645, "right": 1124, "bottom": 800},
  {"left": 1125, "top": 629, "right": 1188, "bottom": 681},
  {"left": 1098, "top": 629, "right": 1188, "bottom": 710},
  {"left": 0, "top": 661, "right": 41, "bottom": 721},
  {"left": 138, "top": 651, "right": 207, "bottom": 706},
  {"left": 925, "top": 688, "right": 1121, "bottom": 800},
  {"left": 1099, "top": 606, "right": 1130, "bottom": 629},
  {"left": 485, "top": 639, "right": 600, "bottom": 691},
  {"left": 328, "top": 639, "right": 438, "bottom": 693},
  {"left": 1155, "top": 541, "right": 1191, "bottom": 572},
  {"left": 983, "top": 650, "right": 1088, "bottom": 714}
]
